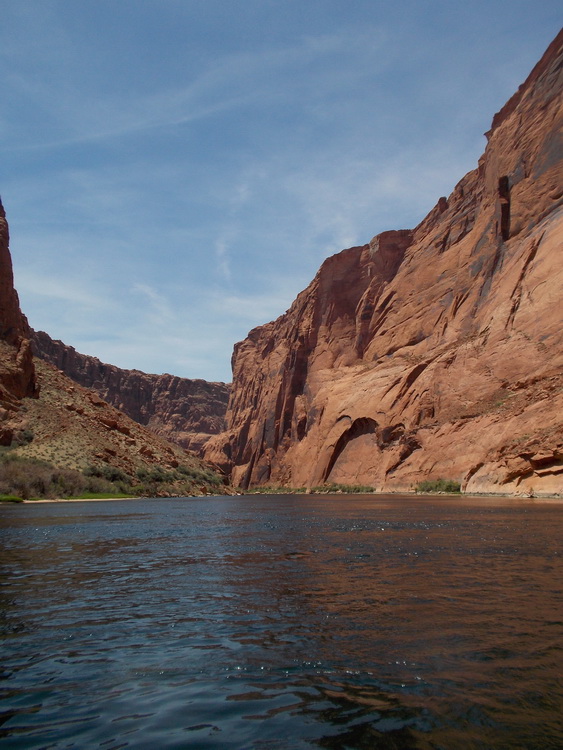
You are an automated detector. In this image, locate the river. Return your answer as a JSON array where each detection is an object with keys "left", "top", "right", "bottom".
[{"left": 1, "top": 494, "right": 561, "bottom": 748}]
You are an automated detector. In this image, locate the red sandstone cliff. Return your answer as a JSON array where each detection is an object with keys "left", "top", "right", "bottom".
[
  {"left": 0, "top": 198, "right": 38, "bottom": 442},
  {"left": 0, "top": 199, "right": 30, "bottom": 346},
  {"left": 206, "top": 31, "right": 563, "bottom": 496},
  {"left": 32, "top": 330, "right": 230, "bottom": 453}
]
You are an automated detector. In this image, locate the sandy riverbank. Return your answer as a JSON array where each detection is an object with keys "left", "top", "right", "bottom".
[
  {"left": 16, "top": 493, "right": 562, "bottom": 504},
  {"left": 20, "top": 494, "right": 223, "bottom": 503}
]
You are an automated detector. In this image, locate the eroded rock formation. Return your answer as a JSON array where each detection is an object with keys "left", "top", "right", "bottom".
[
  {"left": 32, "top": 330, "right": 230, "bottom": 453},
  {"left": 206, "top": 31, "right": 563, "bottom": 496},
  {"left": 0, "top": 198, "right": 38, "bottom": 443}
]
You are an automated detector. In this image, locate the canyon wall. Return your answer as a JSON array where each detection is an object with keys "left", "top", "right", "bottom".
[
  {"left": 32, "top": 330, "right": 230, "bottom": 453},
  {"left": 206, "top": 31, "right": 563, "bottom": 496},
  {"left": 0, "top": 198, "right": 38, "bottom": 442}
]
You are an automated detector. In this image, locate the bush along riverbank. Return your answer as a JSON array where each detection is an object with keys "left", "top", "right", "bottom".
[
  {"left": 244, "top": 483, "right": 377, "bottom": 494},
  {"left": 244, "top": 481, "right": 464, "bottom": 495},
  {"left": 415, "top": 478, "right": 461, "bottom": 494},
  {"left": 0, "top": 452, "right": 225, "bottom": 500}
]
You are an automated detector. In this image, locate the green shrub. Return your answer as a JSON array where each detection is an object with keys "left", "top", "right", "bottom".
[
  {"left": 310, "top": 483, "right": 376, "bottom": 494},
  {"left": 246, "top": 484, "right": 375, "bottom": 495},
  {"left": 84, "top": 464, "right": 128, "bottom": 483},
  {"left": 0, "top": 455, "right": 133, "bottom": 499},
  {"left": 177, "top": 464, "right": 222, "bottom": 485},
  {"left": 11, "top": 429, "right": 34, "bottom": 447},
  {"left": 0, "top": 494, "right": 24, "bottom": 503},
  {"left": 141, "top": 466, "right": 177, "bottom": 484},
  {"left": 0, "top": 454, "right": 57, "bottom": 499},
  {"left": 0, "top": 453, "right": 224, "bottom": 500},
  {"left": 52, "top": 468, "right": 88, "bottom": 497},
  {"left": 415, "top": 478, "right": 461, "bottom": 494}
]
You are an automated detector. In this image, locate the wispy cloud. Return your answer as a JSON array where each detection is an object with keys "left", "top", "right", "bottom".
[
  {"left": 2, "top": 1, "right": 558, "bottom": 381},
  {"left": 16, "top": 271, "right": 104, "bottom": 310},
  {"left": 2, "top": 25, "right": 388, "bottom": 153},
  {"left": 131, "top": 283, "right": 175, "bottom": 326},
  {"left": 211, "top": 174, "right": 255, "bottom": 281}
]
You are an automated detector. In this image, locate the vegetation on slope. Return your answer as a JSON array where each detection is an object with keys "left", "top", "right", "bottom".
[
  {"left": 0, "top": 357, "right": 229, "bottom": 499},
  {"left": 0, "top": 451, "right": 224, "bottom": 500}
]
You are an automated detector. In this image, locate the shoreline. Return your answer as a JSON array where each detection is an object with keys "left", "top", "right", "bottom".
[
  {"left": 13, "top": 492, "right": 563, "bottom": 504},
  {"left": 22, "top": 496, "right": 140, "bottom": 503}
]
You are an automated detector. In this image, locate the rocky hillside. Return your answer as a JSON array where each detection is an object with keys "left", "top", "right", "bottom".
[
  {"left": 0, "top": 201, "right": 228, "bottom": 496},
  {"left": 32, "top": 330, "right": 230, "bottom": 454},
  {"left": 205, "top": 31, "right": 563, "bottom": 497},
  {"left": 7, "top": 356, "right": 227, "bottom": 495}
]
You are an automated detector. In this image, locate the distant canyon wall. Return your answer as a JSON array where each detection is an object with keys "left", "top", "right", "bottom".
[
  {"left": 206, "top": 31, "right": 563, "bottom": 496},
  {"left": 32, "top": 330, "right": 230, "bottom": 454}
]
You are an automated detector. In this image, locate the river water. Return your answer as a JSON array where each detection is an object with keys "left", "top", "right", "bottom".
[{"left": 0, "top": 495, "right": 561, "bottom": 749}]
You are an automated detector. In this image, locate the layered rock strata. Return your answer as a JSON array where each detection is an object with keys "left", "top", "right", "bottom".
[
  {"left": 32, "top": 330, "right": 230, "bottom": 453},
  {"left": 206, "top": 31, "right": 563, "bottom": 496}
]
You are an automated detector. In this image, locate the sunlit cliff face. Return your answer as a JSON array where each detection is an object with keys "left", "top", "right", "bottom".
[{"left": 205, "top": 31, "right": 563, "bottom": 496}]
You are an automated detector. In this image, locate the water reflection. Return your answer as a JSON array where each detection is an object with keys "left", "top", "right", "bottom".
[{"left": 0, "top": 495, "right": 561, "bottom": 748}]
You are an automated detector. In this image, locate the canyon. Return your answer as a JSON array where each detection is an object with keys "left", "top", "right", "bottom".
[
  {"left": 0, "top": 200, "right": 228, "bottom": 495},
  {"left": 205, "top": 30, "right": 563, "bottom": 496},
  {"left": 1, "top": 32, "right": 561, "bottom": 498},
  {"left": 32, "top": 330, "right": 230, "bottom": 454}
]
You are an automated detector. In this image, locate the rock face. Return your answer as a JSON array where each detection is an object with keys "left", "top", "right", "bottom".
[
  {"left": 0, "top": 200, "right": 29, "bottom": 345},
  {"left": 0, "top": 198, "right": 38, "bottom": 442},
  {"left": 206, "top": 31, "right": 563, "bottom": 496},
  {"left": 32, "top": 330, "right": 230, "bottom": 453}
]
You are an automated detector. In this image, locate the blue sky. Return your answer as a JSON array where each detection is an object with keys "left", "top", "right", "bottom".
[{"left": 1, "top": 1, "right": 560, "bottom": 382}]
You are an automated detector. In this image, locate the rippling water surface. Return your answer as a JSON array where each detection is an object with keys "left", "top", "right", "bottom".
[{"left": 1, "top": 494, "right": 562, "bottom": 749}]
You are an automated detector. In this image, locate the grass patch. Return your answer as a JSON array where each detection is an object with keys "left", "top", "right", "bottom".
[
  {"left": 415, "top": 478, "right": 461, "bottom": 494},
  {"left": 0, "top": 494, "right": 24, "bottom": 503}
]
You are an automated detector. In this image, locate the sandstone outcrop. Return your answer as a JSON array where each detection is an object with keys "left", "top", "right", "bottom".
[
  {"left": 0, "top": 199, "right": 30, "bottom": 346},
  {"left": 0, "top": 198, "right": 38, "bottom": 438},
  {"left": 206, "top": 31, "right": 563, "bottom": 496},
  {"left": 32, "top": 330, "right": 230, "bottom": 453}
]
